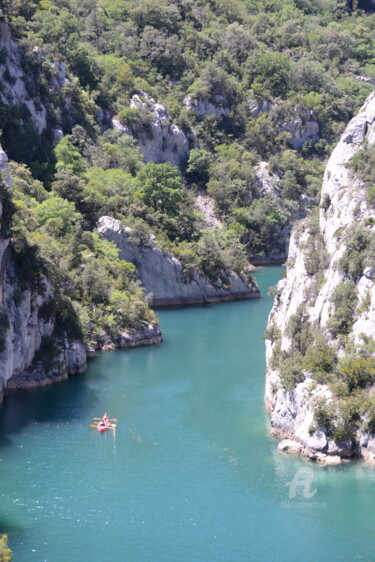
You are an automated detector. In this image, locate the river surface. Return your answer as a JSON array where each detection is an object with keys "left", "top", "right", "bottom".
[{"left": 1, "top": 266, "right": 375, "bottom": 561}]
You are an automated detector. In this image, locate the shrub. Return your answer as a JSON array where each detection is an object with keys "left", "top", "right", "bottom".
[
  {"left": 0, "top": 180, "right": 15, "bottom": 237},
  {"left": 0, "top": 312, "right": 9, "bottom": 353},
  {"left": 350, "top": 141, "right": 375, "bottom": 207},
  {"left": 280, "top": 351, "right": 305, "bottom": 390},
  {"left": 313, "top": 397, "right": 335, "bottom": 433},
  {"left": 320, "top": 193, "right": 331, "bottom": 211},
  {"left": 263, "top": 322, "right": 281, "bottom": 343},
  {"left": 328, "top": 281, "right": 358, "bottom": 336},
  {"left": 117, "top": 107, "right": 153, "bottom": 134},
  {"left": 339, "top": 228, "right": 375, "bottom": 281},
  {"left": 0, "top": 534, "right": 12, "bottom": 562},
  {"left": 34, "top": 197, "right": 81, "bottom": 237},
  {"left": 338, "top": 355, "right": 375, "bottom": 392},
  {"left": 303, "top": 338, "right": 337, "bottom": 382},
  {"left": 286, "top": 305, "right": 312, "bottom": 355}
]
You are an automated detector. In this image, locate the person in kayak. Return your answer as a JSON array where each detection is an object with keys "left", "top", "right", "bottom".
[{"left": 102, "top": 413, "right": 110, "bottom": 425}]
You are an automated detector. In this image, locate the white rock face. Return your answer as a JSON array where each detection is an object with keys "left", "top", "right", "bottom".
[
  {"left": 265, "top": 91, "right": 375, "bottom": 462},
  {"left": 254, "top": 161, "right": 281, "bottom": 198},
  {"left": 113, "top": 92, "right": 197, "bottom": 167},
  {"left": 280, "top": 108, "right": 319, "bottom": 149},
  {"left": 248, "top": 99, "right": 319, "bottom": 149},
  {"left": 97, "top": 216, "right": 259, "bottom": 305},
  {"left": 0, "top": 272, "right": 87, "bottom": 397},
  {"left": 248, "top": 98, "right": 273, "bottom": 118},
  {"left": 0, "top": 21, "right": 47, "bottom": 133},
  {"left": 195, "top": 193, "right": 223, "bottom": 230},
  {"left": 184, "top": 94, "right": 229, "bottom": 119}
]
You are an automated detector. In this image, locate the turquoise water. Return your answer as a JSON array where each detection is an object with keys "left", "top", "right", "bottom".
[{"left": 1, "top": 266, "right": 375, "bottom": 561}]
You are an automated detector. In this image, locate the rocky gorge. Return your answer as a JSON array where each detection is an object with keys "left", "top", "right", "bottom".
[{"left": 265, "top": 92, "right": 375, "bottom": 466}]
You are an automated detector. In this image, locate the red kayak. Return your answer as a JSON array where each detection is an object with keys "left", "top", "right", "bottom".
[{"left": 97, "top": 421, "right": 110, "bottom": 432}]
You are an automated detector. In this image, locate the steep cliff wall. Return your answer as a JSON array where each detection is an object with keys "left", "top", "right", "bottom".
[
  {"left": 0, "top": 20, "right": 48, "bottom": 133},
  {"left": 98, "top": 216, "right": 259, "bottom": 306},
  {"left": 265, "top": 92, "right": 375, "bottom": 465},
  {"left": 0, "top": 147, "right": 87, "bottom": 401}
]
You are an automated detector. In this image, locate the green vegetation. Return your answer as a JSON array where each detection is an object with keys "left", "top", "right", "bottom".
[
  {"left": 0, "top": 312, "right": 9, "bottom": 353},
  {"left": 350, "top": 140, "right": 375, "bottom": 205},
  {"left": 0, "top": 0, "right": 374, "bottom": 260},
  {"left": 312, "top": 342, "right": 375, "bottom": 440},
  {"left": 328, "top": 280, "right": 358, "bottom": 336},
  {"left": 0, "top": 535, "right": 12, "bottom": 562},
  {"left": 7, "top": 161, "right": 157, "bottom": 344},
  {"left": 338, "top": 226, "right": 375, "bottom": 281},
  {"left": 0, "top": 0, "right": 375, "bottom": 374}
]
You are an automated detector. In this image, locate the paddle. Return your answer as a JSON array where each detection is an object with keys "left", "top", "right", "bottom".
[{"left": 90, "top": 424, "right": 116, "bottom": 428}]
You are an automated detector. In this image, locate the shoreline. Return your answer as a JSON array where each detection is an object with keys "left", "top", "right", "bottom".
[
  {"left": 1, "top": 289, "right": 260, "bottom": 402},
  {"left": 2, "top": 323, "right": 163, "bottom": 403}
]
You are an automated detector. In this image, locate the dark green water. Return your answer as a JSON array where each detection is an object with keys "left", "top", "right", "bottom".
[{"left": 1, "top": 266, "right": 375, "bottom": 561}]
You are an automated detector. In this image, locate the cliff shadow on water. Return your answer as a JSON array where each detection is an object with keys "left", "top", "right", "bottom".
[{"left": 0, "top": 372, "right": 99, "bottom": 448}]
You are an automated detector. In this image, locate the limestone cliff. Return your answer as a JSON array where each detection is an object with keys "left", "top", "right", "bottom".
[
  {"left": 113, "top": 92, "right": 197, "bottom": 167},
  {"left": 0, "top": 146, "right": 87, "bottom": 401},
  {"left": 265, "top": 92, "right": 375, "bottom": 465},
  {"left": 0, "top": 19, "right": 47, "bottom": 133},
  {"left": 98, "top": 216, "right": 259, "bottom": 306}
]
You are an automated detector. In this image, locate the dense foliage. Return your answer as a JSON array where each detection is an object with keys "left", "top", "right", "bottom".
[
  {"left": 0, "top": 535, "right": 12, "bottom": 562},
  {"left": 1, "top": 0, "right": 375, "bottom": 343}
]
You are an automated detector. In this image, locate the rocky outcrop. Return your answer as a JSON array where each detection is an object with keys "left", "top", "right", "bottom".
[
  {"left": 184, "top": 94, "right": 230, "bottom": 119},
  {"left": 195, "top": 193, "right": 223, "bottom": 230},
  {"left": 265, "top": 91, "right": 375, "bottom": 464},
  {"left": 98, "top": 216, "right": 259, "bottom": 305},
  {"left": 0, "top": 256, "right": 162, "bottom": 397},
  {"left": 0, "top": 20, "right": 47, "bottom": 133},
  {"left": 280, "top": 107, "right": 319, "bottom": 150},
  {"left": 88, "top": 323, "right": 162, "bottom": 354},
  {"left": 248, "top": 97, "right": 319, "bottom": 149},
  {"left": 254, "top": 162, "right": 281, "bottom": 198},
  {"left": 248, "top": 98, "right": 273, "bottom": 118},
  {"left": 0, "top": 145, "right": 85, "bottom": 399},
  {"left": 113, "top": 92, "right": 197, "bottom": 167}
]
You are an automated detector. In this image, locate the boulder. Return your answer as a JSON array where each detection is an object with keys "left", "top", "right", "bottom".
[
  {"left": 306, "top": 430, "right": 328, "bottom": 452},
  {"left": 280, "top": 109, "right": 319, "bottom": 149},
  {"left": 321, "top": 455, "right": 342, "bottom": 465},
  {"left": 278, "top": 439, "right": 303, "bottom": 454}
]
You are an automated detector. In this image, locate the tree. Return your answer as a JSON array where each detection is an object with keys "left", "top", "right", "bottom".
[
  {"left": 55, "top": 137, "right": 86, "bottom": 176},
  {"left": 136, "top": 162, "right": 185, "bottom": 215},
  {"left": 248, "top": 51, "right": 292, "bottom": 97},
  {"left": 186, "top": 149, "right": 212, "bottom": 185},
  {"left": 34, "top": 196, "right": 81, "bottom": 237}
]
